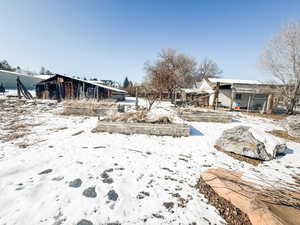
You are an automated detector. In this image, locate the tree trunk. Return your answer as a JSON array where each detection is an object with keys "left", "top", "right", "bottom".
[{"left": 287, "top": 81, "right": 300, "bottom": 115}]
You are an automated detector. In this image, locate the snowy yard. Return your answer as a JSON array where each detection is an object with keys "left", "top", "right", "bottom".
[{"left": 0, "top": 98, "right": 299, "bottom": 225}]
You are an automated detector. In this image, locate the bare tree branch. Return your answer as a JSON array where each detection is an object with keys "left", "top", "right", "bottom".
[{"left": 260, "top": 21, "right": 300, "bottom": 114}]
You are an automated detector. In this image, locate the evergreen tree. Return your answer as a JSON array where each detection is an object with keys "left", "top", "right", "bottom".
[
  {"left": 40, "top": 66, "right": 45, "bottom": 75},
  {"left": 123, "top": 76, "right": 130, "bottom": 88},
  {"left": 0, "top": 60, "right": 12, "bottom": 71},
  {"left": 45, "top": 69, "right": 53, "bottom": 75}
]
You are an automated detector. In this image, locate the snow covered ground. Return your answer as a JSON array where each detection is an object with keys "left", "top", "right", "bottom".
[
  {"left": 0, "top": 98, "right": 299, "bottom": 225},
  {"left": 0, "top": 89, "right": 36, "bottom": 99}
]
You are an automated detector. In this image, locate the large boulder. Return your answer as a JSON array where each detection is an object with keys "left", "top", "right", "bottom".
[
  {"left": 287, "top": 115, "right": 300, "bottom": 138},
  {"left": 216, "top": 126, "right": 286, "bottom": 161}
]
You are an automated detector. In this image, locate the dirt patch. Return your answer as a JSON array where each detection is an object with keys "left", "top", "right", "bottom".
[
  {"left": 197, "top": 177, "right": 252, "bottom": 225},
  {"left": 242, "top": 112, "right": 287, "bottom": 121},
  {"left": 3, "top": 132, "right": 27, "bottom": 141},
  {"left": 267, "top": 130, "right": 300, "bottom": 143},
  {"left": 214, "top": 145, "right": 262, "bottom": 166}
]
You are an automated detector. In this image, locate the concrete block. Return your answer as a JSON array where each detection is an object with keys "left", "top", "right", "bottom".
[{"left": 92, "top": 121, "right": 190, "bottom": 137}]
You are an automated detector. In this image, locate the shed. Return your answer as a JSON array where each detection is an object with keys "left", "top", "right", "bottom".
[
  {"left": 196, "top": 77, "right": 283, "bottom": 112},
  {"left": 36, "top": 74, "right": 127, "bottom": 101}
]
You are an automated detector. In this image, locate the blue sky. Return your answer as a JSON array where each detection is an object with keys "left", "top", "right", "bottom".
[{"left": 1, "top": 0, "right": 300, "bottom": 83}]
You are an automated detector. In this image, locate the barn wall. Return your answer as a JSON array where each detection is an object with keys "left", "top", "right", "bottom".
[{"left": 36, "top": 75, "right": 125, "bottom": 101}]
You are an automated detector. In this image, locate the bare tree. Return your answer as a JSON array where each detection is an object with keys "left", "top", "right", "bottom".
[
  {"left": 142, "top": 84, "right": 160, "bottom": 111},
  {"left": 260, "top": 21, "right": 300, "bottom": 114},
  {"left": 144, "top": 48, "right": 197, "bottom": 101},
  {"left": 196, "top": 57, "right": 222, "bottom": 81}
]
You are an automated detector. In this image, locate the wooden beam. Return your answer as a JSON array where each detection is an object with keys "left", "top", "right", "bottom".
[
  {"left": 266, "top": 94, "right": 274, "bottom": 114},
  {"left": 212, "top": 82, "right": 220, "bottom": 110},
  {"left": 230, "top": 90, "right": 234, "bottom": 110}
]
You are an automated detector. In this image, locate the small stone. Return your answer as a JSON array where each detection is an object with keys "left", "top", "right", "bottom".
[
  {"left": 107, "top": 190, "right": 119, "bottom": 201},
  {"left": 76, "top": 219, "right": 93, "bottom": 225},
  {"left": 82, "top": 187, "right": 97, "bottom": 198},
  {"left": 69, "top": 178, "right": 82, "bottom": 188},
  {"left": 38, "top": 169, "right": 53, "bottom": 175}
]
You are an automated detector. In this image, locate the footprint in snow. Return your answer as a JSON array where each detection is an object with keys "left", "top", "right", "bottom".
[
  {"left": 76, "top": 219, "right": 93, "bottom": 225},
  {"left": 103, "top": 178, "right": 114, "bottom": 184},
  {"left": 16, "top": 183, "right": 25, "bottom": 191},
  {"left": 52, "top": 176, "right": 64, "bottom": 181},
  {"left": 136, "top": 191, "right": 150, "bottom": 199},
  {"left": 107, "top": 190, "right": 118, "bottom": 201},
  {"left": 82, "top": 187, "right": 97, "bottom": 198},
  {"left": 101, "top": 171, "right": 109, "bottom": 179},
  {"left": 69, "top": 178, "right": 82, "bottom": 188},
  {"left": 38, "top": 169, "right": 52, "bottom": 175}
]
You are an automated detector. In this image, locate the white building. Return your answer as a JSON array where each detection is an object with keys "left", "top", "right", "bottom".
[
  {"left": 195, "top": 77, "right": 281, "bottom": 110},
  {"left": 0, "top": 69, "right": 51, "bottom": 89}
]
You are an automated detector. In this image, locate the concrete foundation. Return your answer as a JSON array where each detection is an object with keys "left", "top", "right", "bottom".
[
  {"left": 63, "top": 105, "right": 124, "bottom": 116},
  {"left": 92, "top": 121, "right": 190, "bottom": 137},
  {"left": 180, "top": 111, "right": 232, "bottom": 123}
]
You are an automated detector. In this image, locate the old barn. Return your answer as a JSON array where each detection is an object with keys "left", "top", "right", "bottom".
[{"left": 36, "top": 74, "right": 127, "bottom": 101}]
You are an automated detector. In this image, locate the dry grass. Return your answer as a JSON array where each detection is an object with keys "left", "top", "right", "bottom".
[
  {"left": 103, "top": 110, "right": 172, "bottom": 124},
  {"left": 3, "top": 132, "right": 27, "bottom": 141},
  {"left": 64, "top": 100, "right": 116, "bottom": 109},
  {"left": 242, "top": 112, "right": 288, "bottom": 121},
  {"left": 104, "top": 111, "right": 148, "bottom": 123},
  {"left": 267, "top": 130, "right": 300, "bottom": 143}
]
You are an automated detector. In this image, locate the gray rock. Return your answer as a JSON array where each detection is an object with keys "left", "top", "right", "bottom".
[
  {"left": 69, "top": 178, "right": 82, "bottom": 188},
  {"left": 107, "top": 190, "right": 118, "bottom": 201},
  {"left": 76, "top": 219, "right": 93, "bottom": 225},
  {"left": 82, "top": 187, "right": 97, "bottom": 198},
  {"left": 287, "top": 115, "right": 300, "bottom": 138},
  {"left": 216, "top": 126, "right": 286, "bottom": 161}
]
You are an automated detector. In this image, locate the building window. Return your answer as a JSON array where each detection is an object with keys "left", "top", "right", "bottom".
[
  {"left": 254, "top": 94, "right": 267, "bottom": 99},
  {"left": 235, "top": 93, "right": 242, "bottom": 100}
]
